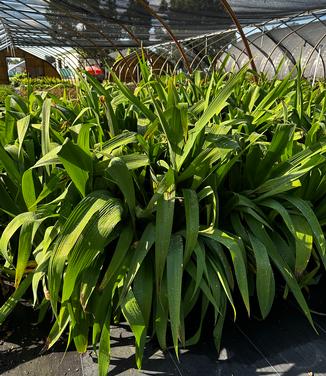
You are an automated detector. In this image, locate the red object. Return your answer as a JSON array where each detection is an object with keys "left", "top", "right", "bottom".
[{"left": 85, "top": 65, "right": 104, "bottom": 76}]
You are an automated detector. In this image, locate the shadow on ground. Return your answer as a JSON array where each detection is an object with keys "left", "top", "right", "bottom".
[
  {"left": 2, "top": 293, "right": 326, "bottom": 375},
  {"left": 0, "top": 302, "right": 81, "bottom": 376},
  {"left": 82, "top": 299, "right": 326, "bottom": 376}
]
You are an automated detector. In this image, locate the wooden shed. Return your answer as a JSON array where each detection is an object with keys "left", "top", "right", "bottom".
[{"left": 0, "top": 48, "right": 60, "bottom": 84}]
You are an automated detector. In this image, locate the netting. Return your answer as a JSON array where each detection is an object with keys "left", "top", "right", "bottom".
[{"left": 1, "top": 1, "right": 326, "bottom": 79}]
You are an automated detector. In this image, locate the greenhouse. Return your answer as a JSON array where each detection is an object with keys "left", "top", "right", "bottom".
[{"left": 1, "top": 1, "right": 326, "bottom": 375}]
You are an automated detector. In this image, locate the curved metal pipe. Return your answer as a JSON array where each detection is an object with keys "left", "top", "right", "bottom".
[
  {"left": 220, "top": 0, "right": 258, "bottom": 81},
  {"left": 137, "top": 0, "right": 192, "bottom": 74}
]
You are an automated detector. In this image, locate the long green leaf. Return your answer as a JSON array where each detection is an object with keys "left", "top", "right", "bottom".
[
  {"left": 248, "top": 232, "right": 275, "bottom": 319},
  {"left": 155, "top": 193, "right": 175, "bottom": 291},
  {"left": 167, "top": 235, "right": 183, "bottom": 358},
  {"left": 201, "top": 229, "right": 250, "bottom": 315},
  {"left": 183, "top": 189, "right": 199, "bottom": 264}
]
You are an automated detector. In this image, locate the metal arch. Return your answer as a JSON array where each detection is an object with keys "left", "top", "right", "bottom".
[
  {"left": 220, "top": 0, "right": 258, "bottom": 79},
  {"left": 303, "top": 34, "right": 326, "bottom": 78},
  {"left": 113, "top": 8, "right": 326, "bottom": 78},
  {"left": 112, "top": 52, "right": 139, "bottom": 83},
  {"left": 125, "top": 54, "right": 140, "bottom": 83},
  {"left": 188, "top": 32, "right": 237, "bottom": 71},
  {"left": 301, "top": 12, "right": 326, "bottom": 77},
  {"left": 144, "top": 50, "right": 173, "bottom": 76},
  {"left": 1, "top": 1, "right": 326, "bottom": 80},
  {"left": 54, "top": 0, "right": 157, "bottom": 70},
  {"left": 17, "top": 0, "right": 124, "bottom": 64},
  {"left": 214, "top": 51, "right": 242, "bottom": 72},
  {"left": 148, "top": 39, "right": 196, "bottom": 74},
  {"left": 0, "top": 17, "right": 14, "bottom": 53},
  {"left": 41, "top": 0, "right": 125, "bottom": 60},
  {"left": 209, "top": 39, "right": 241, "bottom": 72},
  {"left": 145, "top": 45, "right": 175, "bottom": 76},
  {"left": 205, "top": 32, "right": 255, "bottom": 73},
  {"left": 242, "top": 31, "right": 279, "bottom": 74},
  {"left": 3, "top": 6, "right": 81, "bottom": 66},
  {"left": 278, "top": 17, "right": 320, "bottom": 73},
  {"left": 2, "top": 0, "right": 96, "bottom": 68},
  {"left": 227, "top": 11, "right": 307, "bottom": 74},
  {"left": 56, "top": 0, "right": 143, "bottom": 49},
  {"left": 137, "top": 0, "right": 192, "bottom": 74},
  {"left": 222, "top": 26, "right": 285, "bottom": 76},
  {"left": 0, "top": 4, "right": 85, "bottom": 72},
  {"left": 259, "top": 13, "right": 319, "bottom": 74},
  {"left": 260, "top": 26, "right": 297, "bottom": 69}
]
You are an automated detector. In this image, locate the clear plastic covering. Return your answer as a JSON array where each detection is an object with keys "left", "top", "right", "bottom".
[{"left": 1, "top": 1, "right": 326, "bottom": 77}]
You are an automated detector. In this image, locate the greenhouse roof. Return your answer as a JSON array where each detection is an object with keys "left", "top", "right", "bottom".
[{"left": 1, "top": 0, "right": 326, "bottom": 53}]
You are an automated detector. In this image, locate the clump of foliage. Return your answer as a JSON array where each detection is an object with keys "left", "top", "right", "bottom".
[
  {"left": 10, "top": 73, "right": 76, "bottom": 99},
  {"left": 9, "top": 72, "right": 28, "bottom": 87},
  {"left": 11, "top": 74, "right": 73, "bottom": 89},
  {"left": 11, "top": 73, "right": 77, "bottom": 99},
  {"left": 0, "top": 63, "right": 326, "bottom": 375},
  {"left": 0, "top": 85, "right": 15, "bottom": 105}
]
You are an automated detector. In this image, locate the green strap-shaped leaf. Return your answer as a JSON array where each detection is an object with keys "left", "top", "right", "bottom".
[
  {"left": 0, "top": 179, "right": 19, "bottom": 216},
  {"left": 205, "top": 239, "right": 235, "bottom": 290},
  {"left": 15, "top": 220, "right": 42, "bottom": 288},
  {"left": 167, "top": 235, "right": 184, "bottom": 358},
  {"left": 122, "top": 289, "right": 146, "bottom": 369},
  {"left": 281, "top": 195, "right": 326, "bottom": 269},
  {"left": 155, "top": 276, "right": 169, "bottom": 351},
  {"left": 246, "top": 216, "right": 315, "bottom": 329},
  {"left": 32, "top": 145, "right": 61, "bottom": 168},
  {"left": 98, "top": 306, "right": 111, "bottom": 376},
  {"left": 80, "top": 255, "right": 104, "bottom": 310},
  {"left": 107, "top": 157, "right": 136, "bottom": 217},
  {"left": 142, "top": 168, "right": 174, "bottom": 215},
  {"left": 177, "top": 65, "right": 247, "bottom": 170},
  {"left": 248, "top": 232, "right": 275, "bottom": 319},
  {"left": 291, "top": 215, "right": 313, "bottom": 276},
  {"left": 32, "top": 225, "right": 57, "bottom": 306},
  {"left": 183, "top": 189, "right": 199, "bottom": 264},
  {"left": 61, "top": 197, "right": 122, "bottom": 303},
  {"left": 213, "top": 293, "right": 227, "bottom": 353},
  {"left": 68, "top": 299, "right": 89, "bottom": 353},
  {"left": 22, "top": 169, "right": 36, "bottom": 211},
  {"left": 255, "top": 124, "right": 294, "bottom": 184},
  {"left": 48, "top": 192, "right": 114, "bottom": 314},
  {"left": 41, "top": 98, "right": 51, "bottom": 158},
  {"left": 92, "top": 284, "right": 113, "bottom": 355},
  {"left": 133, "top": 259, "right": 153, "bottom": 367},
  {"left": 259, "top": 199, "right": 295, "bottom": 235},
  {"left": 134, "top": 258, "right": 153, "bottom": 326},
  {"left": 0, "top": 143, "right": 20, "bottom": 185},
  {"left": 0, "top": 212, "right": 35, "bottom": 264},
  {"left": 99, "top": 131, "right": 137, "bottom": 155},
  {"left": 33, "top": 170, "right": 66, "bottom": 208},
  {"left": 192, "top": 242, "right": 206, "bottom": 299},
  {"left": 155, "top": 193, "right": 175, "bottom": 291},
  {"left": 17, "top": 114, "right": 30, "bottom": 158},
  {"left": 120, "top": 223, "right": 155, "bottom": 301},
  {"left": 185, "top": 296, "right": 209, "bottom": 346},
  {"left": 185, "top": 260, "right": 220, "bottom": 313},
  {"left": 109, "top": 70, "right": 157, "bottom": 122},
  {"left": 207, "top": 254, "right": 236, "bottom": 320},
  {"left": 201, "top": 229, "right": 250, "bottom": 315},
  {"left": 58, "top": 139, "right": 93, "bottom": 197},
  {"left": 99, "top": 224, "right": 133, "bottom": 291}
]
